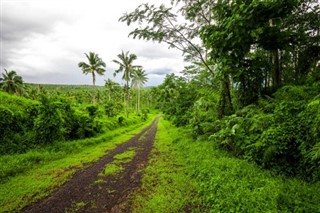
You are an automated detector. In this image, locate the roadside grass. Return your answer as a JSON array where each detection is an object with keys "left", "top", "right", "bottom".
[
  {"left": 0, "top": 115, "right": 156, "bottom": 213},
  {"left": 132, "top": 118, "right": 320, "bottom": 212},
  {"left": 132, "top": 118, "right": 196, "bottom": 213}
]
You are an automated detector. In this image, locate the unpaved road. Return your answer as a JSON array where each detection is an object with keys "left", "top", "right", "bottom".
[{"left": 22, "top": 117, "right": 159, "bottom": 213}]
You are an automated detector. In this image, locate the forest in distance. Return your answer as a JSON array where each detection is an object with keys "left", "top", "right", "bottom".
[{"left": 1, "top": 0, "right": 320, "bottom": 212}]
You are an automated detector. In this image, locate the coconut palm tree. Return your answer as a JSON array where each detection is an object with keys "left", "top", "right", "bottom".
[
  {"left": 0, "top": 69, "right": 24, "bottom": 95},
  {"left": 132, "top": 68, "right": 148, "bottom": 114},
  {"left": 112, "top": 50, "right": 140, "bottom": 116},
  {"left": 104, "top": 78, "right": 121, "bottom": 101},
  {"left": 78, "top": 52, "right": 106, "bottom": 103}
]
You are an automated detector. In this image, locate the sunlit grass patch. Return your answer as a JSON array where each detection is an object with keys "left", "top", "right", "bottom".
[
  {"left": 99, "top": 149, "right": 136, "bottom": 177},
  {"left": 100, "top": 164, "right": 124, "bottom": 176},
  {"left": 113, "top": 149, "right": 136, "bottom": 163}
]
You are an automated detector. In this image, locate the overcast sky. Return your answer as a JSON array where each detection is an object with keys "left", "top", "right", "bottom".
[{"left": 0, "top": 0, "right": 186, "bottom": 86}]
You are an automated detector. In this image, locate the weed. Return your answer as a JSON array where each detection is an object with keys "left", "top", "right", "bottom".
[
  {"left": 65, "top": 201, "right": 86, "bottom": 213},
  {"left": 94, "top": 179, "right": 105, "bottom": 184}
]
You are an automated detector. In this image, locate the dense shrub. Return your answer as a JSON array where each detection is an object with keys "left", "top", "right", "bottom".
[
  {"left": 118, "top": 116, "right": 125, "bottom": 126},
  {"left": 141, "top": 109, "right": 148, "bottom": 121},
  {"left": 207, "top": 85, "right": 320, "bottom": 180},
  {"left": 0, "top": 92, "right": 110, "bottom": 154},
  {"left": 0, "top": 92, "right": 38, "bottom": 154},
  {"left": 86, "top": 105, "right": 99, "bottom": 117},
  {"left": 104, "top": 101, "right": 123, "bottom": 117},
  {"left": 34, "top": 96, "right": 64, "bottom": 144}
]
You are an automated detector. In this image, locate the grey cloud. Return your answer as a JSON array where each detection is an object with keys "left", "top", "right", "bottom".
[
  {"left": 1, "top": 2, "right": 74, "bottom": 72},
  {"left": 0, "top": 0, "right": 184, "bottom": 87},
  {"left": 147, "top": 68, "right": 172, "bottom": 76},
  {"left": 1, "top": 2, "right": 70, "bottom": 42},
  {"left": 134, "top": 44, "right": 182, "bottom": 60},
  {"left": 1, "top": 15, "right": 53, "bottom": 42}
]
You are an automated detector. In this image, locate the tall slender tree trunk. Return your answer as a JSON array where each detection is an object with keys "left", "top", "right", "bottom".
[
  {"left": 92, "top": 72, "right": 96, "bottom": 104},
  {"left": 218, "top": 73, "right": 233, "bottom": 119},
  {"left": 137, "top": 87, "right": 140, "bottom": 115},
  {"left": 272, "top": 49, "right": 281, "bottom": 89},
  {"left": 269, "top": 19, "right": 281, "bottom": 90},
  {"left": 126, "top": 80, "right": 129, "bottom": 117}
]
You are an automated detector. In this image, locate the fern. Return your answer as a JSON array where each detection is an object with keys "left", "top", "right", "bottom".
[{"left": 309, "top": 143, "right": 320, "bottom": 161}]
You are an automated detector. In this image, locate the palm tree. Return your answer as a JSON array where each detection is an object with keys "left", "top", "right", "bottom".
[
  {"left": 0, "top": 69, "right": 24, "bottom": 95},
  {"left": 104, "top": 78, "right": 121, "bottom": 101},
  {"left": 112, "top": 50, "right": 140, "bottom": 116},
  {"left": 78, "top": 52, "right": 106, "bottom": 103},
  {"left": 132, "top": 68, "right": 148, "bottom": 114}
]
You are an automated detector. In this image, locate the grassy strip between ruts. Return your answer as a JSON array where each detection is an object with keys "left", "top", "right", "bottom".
[
  {"left": 132, "top": 118, "right": 320, "bottom": 212},
  {"left": 0, "top": 114, "right": 157, "bottom": 213},
  {"left": 99, "top": 149, "right": 136, "bottom": 176}
]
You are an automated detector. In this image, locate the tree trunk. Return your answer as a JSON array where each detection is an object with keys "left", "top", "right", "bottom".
[
  {"left": 218, "top": 74, "right": 234, "bottom": 119},
  {"left": 269, "top": 19, "right": 281, "bottom": 89},
  {"left": 126, "top": 80, "right": 129, "bottom": 118},
  {"left": 272, "top": 48, "right": 281, "bottom": 89},
  {"left": 137, "top": 87, "right": 140, "bottom": 115},
  {"left": 92, "top": 72, "right": 96, "bottom": 104}
]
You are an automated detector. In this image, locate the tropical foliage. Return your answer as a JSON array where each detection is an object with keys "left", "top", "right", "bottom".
[
  {"left": 122, "top": 0, "right": 320, "bottom": 181},
  {"left": 1, "top": 0, "right": 320, "bottom": 211},
  {"left": 0, "top": 69, "right": 24, "bottom": 95},
  {"left": 113, "top": 50, "right": 141, "bottom": 117},
  {"left": 132, "top": 68, "right": 148, "bottom": 114},
  {"left": 78, "top": 52, "right": 106, "bottom": 103}
]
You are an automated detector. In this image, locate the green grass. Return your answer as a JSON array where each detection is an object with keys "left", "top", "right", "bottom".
[
  {"left": 101, "top": 164, "right": 124, "bottom": 176},
  {"left": 132, "top": 118, "right": 196, "bottom": 213},
  {"left": 114, "top": 149, "right": 136, "bottom": 162},
  {"left": 99, "top": 149, "right": 136, "bottom": 176},
  {"left": 0, "top": 115, "right": 156, "bottom": 213},
  {"left": 132, "top": 118, "right": 320, "bottom": 212},
  {"left": 94, "top": 179, "right": 105, "bottom": 184}
]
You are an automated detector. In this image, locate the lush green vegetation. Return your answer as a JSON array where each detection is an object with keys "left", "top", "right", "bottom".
[
  {"left": 0, "top": 115, "right": 155, "bottom": 212},
  {"left": 123, "top": 0, "right": 320, "bottom": 181},
  {"left": 120, "top": 1, "right": 320, "bottom": 211},
  {"left": 133, "top": 118, "right": 320, "bottom": 212},
  {"left": 0, "top": 47, "right": 155, "bottom": 211},
  {"left": 1, "top": 0, "right": 320, "bottom": 211},
  {"left": 0, "top": 90, "right": 146, "bottom": 154}
]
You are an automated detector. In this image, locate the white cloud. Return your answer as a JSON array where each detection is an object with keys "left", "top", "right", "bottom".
[{"left": 0, "top": 0, "right": 186, "bottom": 86}]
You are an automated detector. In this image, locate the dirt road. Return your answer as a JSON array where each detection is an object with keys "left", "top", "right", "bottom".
[{"left": 22, "top": 117, "right": 159, "bottom": 213}]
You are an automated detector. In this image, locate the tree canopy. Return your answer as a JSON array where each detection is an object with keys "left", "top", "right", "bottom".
[
  {"left": 78, "top": 52, "right": 106, "bottom": 103},
  {"left": 0, "top": 69, "right": 24, "bottom": 95}
]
